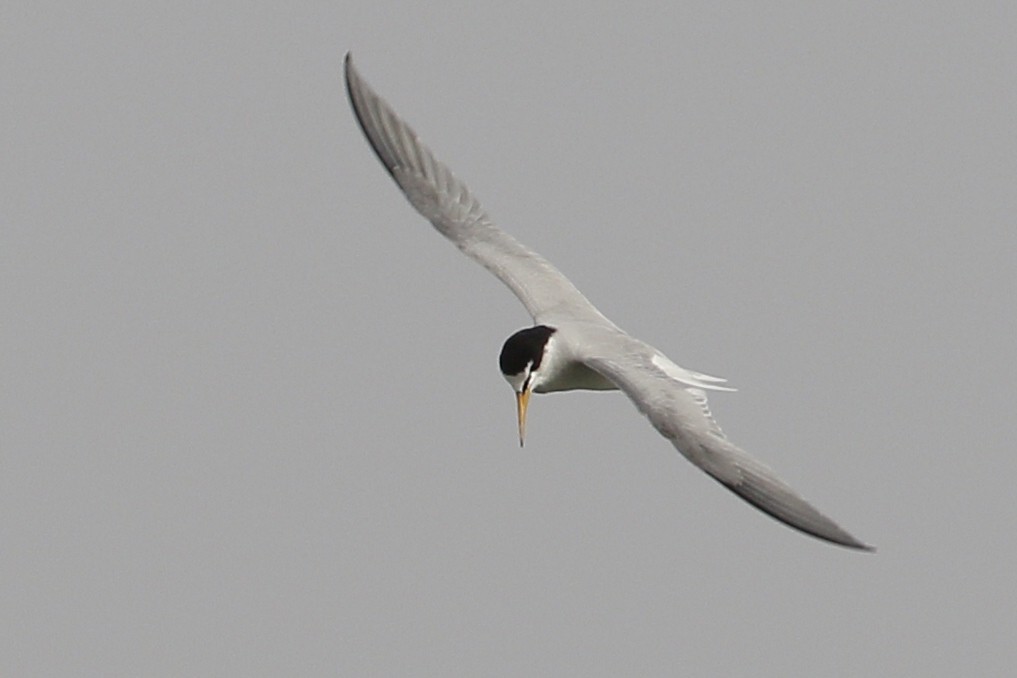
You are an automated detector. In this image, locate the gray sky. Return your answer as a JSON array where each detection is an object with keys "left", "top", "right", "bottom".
[{"left": 3, "top": 2, "right": 1016, "bottom": 675}]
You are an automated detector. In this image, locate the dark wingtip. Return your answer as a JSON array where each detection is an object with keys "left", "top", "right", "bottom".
[
  {"left": 839, "top": 539, "right": 876, "bottom": 553},
  {"left": 343, "top": 51, "right": 355, "bottom": 87},
  {"left": 716, "top": 479, "right": 875, "bottom": 552},
  {"left": 342, "top": 53, "right": 402, "bottom": 183}
]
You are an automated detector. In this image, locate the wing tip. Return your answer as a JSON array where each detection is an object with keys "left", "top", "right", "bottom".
[
  {"left": 344, "top": 51, "right": 354, "bottom": 81},
  {"left": 343, "top": 51, "right": 360, "bottom": 99},
  {"left": 830, "top": 535, "right": 876, "bottom": 552},
  {"left": 342, "top": 50, "right": 358, "bottom": 103},
  {"left": 343, "top": 52, "right": 405, "bottom": 184},
  {"left": 786, "top": 519, "right": 876, "bottom": 552},
  {"left": 716, "top": 476, "right": 875, "bottom": 552},
  {"left": 782, "top": 515, "right": 875, "bottom": 552}
]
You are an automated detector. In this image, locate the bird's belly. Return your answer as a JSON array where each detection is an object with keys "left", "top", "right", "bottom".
[{"left": 533, "top": 362, "right": 618, "bottom": 393}]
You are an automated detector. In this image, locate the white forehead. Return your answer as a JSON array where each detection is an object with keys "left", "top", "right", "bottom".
[{"left": 503, "top": 363, "right": 531, "bottom": 392}]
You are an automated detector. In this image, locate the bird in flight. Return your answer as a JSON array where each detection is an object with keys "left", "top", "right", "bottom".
[{"left": 344, "top": 53, "right": 872, "bottom": 551}]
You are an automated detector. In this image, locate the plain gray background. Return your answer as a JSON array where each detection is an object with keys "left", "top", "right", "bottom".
[{"left": 3, "top": 2, "right": 1016, "bottom": 675}]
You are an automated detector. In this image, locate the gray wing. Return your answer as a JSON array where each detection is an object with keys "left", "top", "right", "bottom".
[
  {"left": 580, "top": 340, "right": 872, "bottom": 550},
  {"left": 344, "top": 53, "right": 611, "bottom": 326}
]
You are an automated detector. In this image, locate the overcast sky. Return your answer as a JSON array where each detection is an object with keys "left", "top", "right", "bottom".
[{"left": 3, "top": 2, "right": 1016, "bottom": 675}]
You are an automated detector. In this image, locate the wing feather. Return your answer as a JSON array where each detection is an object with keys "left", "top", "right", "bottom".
[
  {"left": 344, "top": 54, "right": 610, "bottom": 325},
  {"left": 582, "top": 344, "right": 872, "bottom": 550}
]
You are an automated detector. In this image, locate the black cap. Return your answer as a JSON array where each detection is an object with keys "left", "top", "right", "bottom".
[{"left": 499, "top": 325, "right": 556, "bottom": 376}]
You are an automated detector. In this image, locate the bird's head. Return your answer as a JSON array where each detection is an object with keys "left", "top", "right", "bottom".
[{"left": 499, "top": 325, "right": 557, "bottom": 447}]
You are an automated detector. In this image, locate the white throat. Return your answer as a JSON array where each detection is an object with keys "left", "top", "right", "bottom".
[
  {"left": 528, "top": 334, "right": 616, "bottom": 394},
  {"left": 505, "top": 367, "right": 530, "bottom": 394}
]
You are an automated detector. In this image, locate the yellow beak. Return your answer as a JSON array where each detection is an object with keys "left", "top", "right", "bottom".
[{"left": 515, "top": 388, "right": 531, "bottom": 447}]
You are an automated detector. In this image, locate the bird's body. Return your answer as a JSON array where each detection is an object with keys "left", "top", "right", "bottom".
[{"left": 345, "top": 53, "right": 872, "bottom": 551}]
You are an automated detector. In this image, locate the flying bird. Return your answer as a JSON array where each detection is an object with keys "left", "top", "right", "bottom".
[{"left": 344, "top": 53, "right": 872, "bottom": 551}]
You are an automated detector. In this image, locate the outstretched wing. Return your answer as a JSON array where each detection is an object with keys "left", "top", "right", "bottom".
[
  {"left": 345, "top": 54, "right": 612, "bottom": 326},
  {"left": 580, "top": 338, "right": 872, "bottom": 550}
]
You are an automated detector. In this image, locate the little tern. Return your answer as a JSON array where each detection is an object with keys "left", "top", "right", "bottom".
[{"left": 345, "top": 53, "right": 872, "bottom": 550}]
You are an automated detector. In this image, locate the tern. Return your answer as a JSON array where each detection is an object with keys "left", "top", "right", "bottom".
[{"left": 345, "top": 53, "right": 872, "bottom": 550}]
